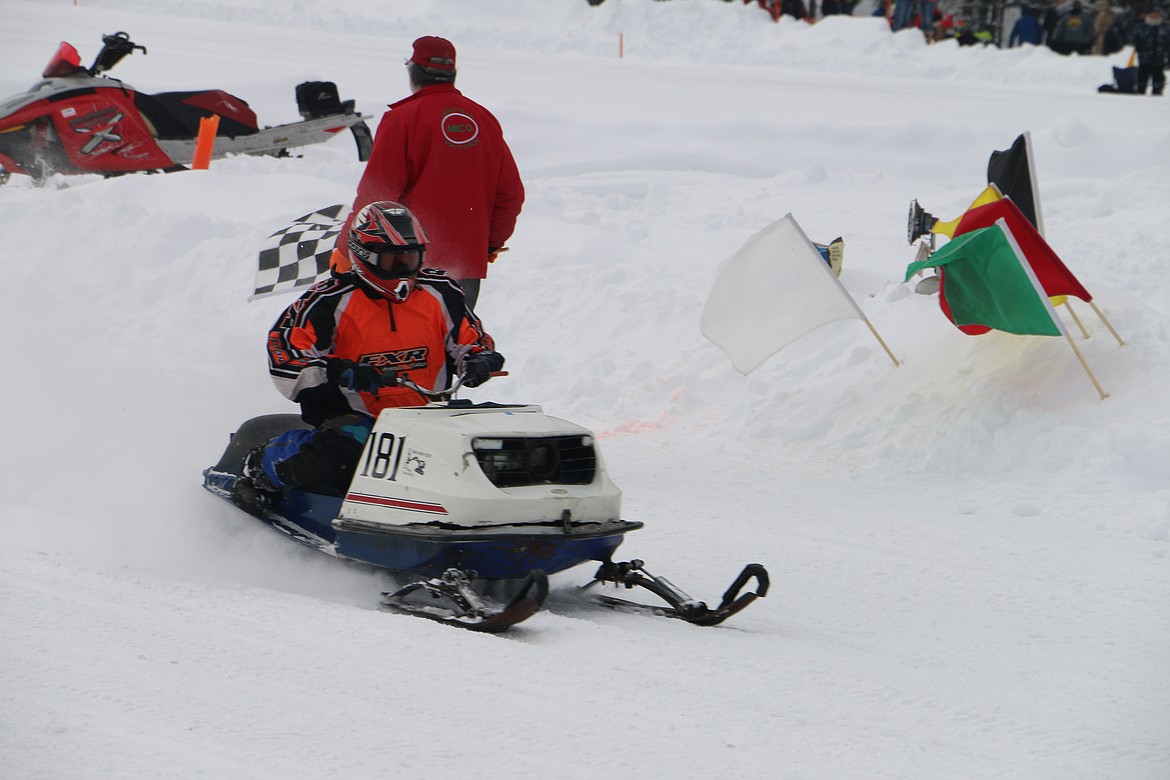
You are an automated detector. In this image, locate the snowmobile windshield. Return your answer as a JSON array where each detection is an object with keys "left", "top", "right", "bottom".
[
  {"left": 366, "top": 249, "right": 424, "bottom": 280},
  {"left": 42, "top": 42, "right": 84, "bottom": 78}
]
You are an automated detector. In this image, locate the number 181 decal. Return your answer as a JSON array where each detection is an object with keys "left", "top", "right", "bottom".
[{"left": 359, "top": 432, "right": 405, "bottom": 480}]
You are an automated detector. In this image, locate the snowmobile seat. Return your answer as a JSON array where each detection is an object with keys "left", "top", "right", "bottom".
[
  {"left": 133, "top": 90, "right": 259, "bottom": 139},
  {"left": 212, "top": 414, "right": 310, "bottom": 476}
]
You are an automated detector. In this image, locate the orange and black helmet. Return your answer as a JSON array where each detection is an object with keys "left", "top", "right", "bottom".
[{"left": 346, "top": 201, "right": 429, "bottom": 302}]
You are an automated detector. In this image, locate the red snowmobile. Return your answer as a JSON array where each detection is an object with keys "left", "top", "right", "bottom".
[{"left": 0, "top": 32, "right": 373, "bottom": 185}]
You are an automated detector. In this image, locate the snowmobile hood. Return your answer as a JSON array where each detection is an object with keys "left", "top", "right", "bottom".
[
  {"left": 339, "top": 402, "right": 622, "bottom": 531},
  {"left": 1, "top": 75, "right": 135, "bottom": 118}
]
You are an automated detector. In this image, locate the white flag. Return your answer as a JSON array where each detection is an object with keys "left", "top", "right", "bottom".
[{"left": 701, "top": 214, "right": 866, "bottom": 375}]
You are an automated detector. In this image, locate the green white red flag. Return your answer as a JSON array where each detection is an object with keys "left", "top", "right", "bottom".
[{"left": 905, "top": 219, "right": 1066, "bottom": 338}]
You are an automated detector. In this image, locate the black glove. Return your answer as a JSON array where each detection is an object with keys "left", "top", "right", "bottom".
[
  {"left": 460, "top": 350, "right": 504, "bottom": 388},
  {"left": 325, "top": 358, "right": 380, "bottom": 394}
]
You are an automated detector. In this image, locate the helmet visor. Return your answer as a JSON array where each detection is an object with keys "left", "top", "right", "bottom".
[{"left": 365, "top": 249, "right": 424, "bottom": 280}]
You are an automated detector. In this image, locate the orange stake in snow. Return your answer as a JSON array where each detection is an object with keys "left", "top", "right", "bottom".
[{"left": 191, "top": 114, "right": 220, "bottom": 170}]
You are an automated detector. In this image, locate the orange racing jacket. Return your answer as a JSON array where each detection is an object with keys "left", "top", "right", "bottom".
[{"left": 267, "top": 269, "right": 496, "bottom": 425}]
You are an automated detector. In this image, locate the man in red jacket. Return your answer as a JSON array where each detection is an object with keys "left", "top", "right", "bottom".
[{"left": 335, "top": 36, "right": 525, "bottom": 309}]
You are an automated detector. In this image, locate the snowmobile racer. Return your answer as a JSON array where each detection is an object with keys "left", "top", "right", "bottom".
[{"left": 232, "top": 201, "right": 504, "bottom": 516}]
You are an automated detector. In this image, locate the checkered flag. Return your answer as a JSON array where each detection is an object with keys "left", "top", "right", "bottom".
[{"left": 251, "top": 204, "right": 347, "bottom": 300}]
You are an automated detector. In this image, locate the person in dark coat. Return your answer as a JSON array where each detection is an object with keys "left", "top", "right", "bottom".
[
  {"left": 1131, "top": 8, "right": 1170, "bottom": 94},
  {"left": 1049, "top": 1, "right": 1095, "bottom": 54}
]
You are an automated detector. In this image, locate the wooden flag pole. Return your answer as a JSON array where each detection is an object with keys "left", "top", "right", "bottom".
[
  {"left": 991, "top": 217, "right": 1106, "bottom": 400},
  {"left": 1060, "top": 299, "right": 1090, "bottom": 339},
  {"left": 1060, "top": 298, "right": 1126, "bottom": 347},
  {"left": 862, "top": 317, "right": 901, "bottom": 367},
  {"left": 1088, "top": 301, "right": 1126, "bottom": 346},
  {"left": 1062, "top": 330, "right": 1108, "bottom": 400}
]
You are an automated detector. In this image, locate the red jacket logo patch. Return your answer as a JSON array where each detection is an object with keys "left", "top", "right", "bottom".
[{"left": 441, "top": 111, "right": 479, "bottom": 146}]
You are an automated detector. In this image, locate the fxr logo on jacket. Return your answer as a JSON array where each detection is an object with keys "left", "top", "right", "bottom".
[{"left": 362, "top": 347, "right": 429, "bottom": 371}]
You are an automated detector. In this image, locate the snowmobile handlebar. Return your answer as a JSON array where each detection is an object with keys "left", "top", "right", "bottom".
[
  {"left": 90, "top": 32, "right": 147, "bottom": 76},
  {"left": 378, "top": 370, "right": 508, "bottom": 400}
]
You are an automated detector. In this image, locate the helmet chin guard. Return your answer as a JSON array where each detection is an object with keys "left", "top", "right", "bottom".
[
  {"left": 387, "top": 277, "right": 416, "bottom": 303},
  {"left": 352, "top": 255, "right": 422, "bottom": 301}
]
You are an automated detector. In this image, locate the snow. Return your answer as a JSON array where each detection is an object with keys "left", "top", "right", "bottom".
[{"left": 1, "top": 0, "right": 1168, "bottom": 777}]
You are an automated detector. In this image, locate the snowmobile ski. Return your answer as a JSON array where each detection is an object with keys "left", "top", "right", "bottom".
[
  {"left": 379, "top": 568, "right": 549, "bottom": 633},
  {"left": 579, "top": 560, "right": 769, "bottom": 627}
]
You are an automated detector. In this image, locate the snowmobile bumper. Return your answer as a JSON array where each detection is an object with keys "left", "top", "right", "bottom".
[{"left": 332, "top": 516, "right": 644, "bottom": 579}]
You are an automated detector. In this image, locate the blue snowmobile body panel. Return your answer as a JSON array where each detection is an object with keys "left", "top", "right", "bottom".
[
  {"left": 204, "top": 469, "right": 635, "bottom": 579},
  {"left": 202, "top": 408, "right": 639, "bottom": 581}
]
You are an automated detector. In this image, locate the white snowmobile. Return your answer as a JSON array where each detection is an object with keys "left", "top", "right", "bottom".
[{"left": 203, "top": 377, "right": 769, "bottom": 632}]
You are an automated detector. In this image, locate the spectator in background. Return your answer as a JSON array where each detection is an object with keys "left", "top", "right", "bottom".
[
  {"left": 891, "top": 0, "right": 916, "bottom": 31},
  {"left": 335, "top": 36, "right": 525, "bottom": 309},
  {"left": 780, "top": 0, "right": 808, "bottom": 20},
  {"left": 1042, "top": 3, "right": 1061, "bottom": 45},
  {"left": 1131, "top": 7, "right": 1169, "bottom": 94},
  {"left": 1009, "top": 5, "right": 1044, "bottom": 47},
  {"left": 1049, "top": 1, "right": 1095, "bottom": 54},
  {"left": 920, "top": 0, "right": 939, "bottom": 39},
  {"left": 1092, "top": 3, "right": 1117, "bottom": 54}
]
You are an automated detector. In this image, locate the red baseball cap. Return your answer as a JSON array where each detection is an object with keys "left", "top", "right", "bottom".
[{"left": 410, "top": 36, "right": 456, "bottom": 74}]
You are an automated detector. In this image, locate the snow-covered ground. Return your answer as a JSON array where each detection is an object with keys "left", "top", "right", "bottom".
[{"left": 2, "top": 1, "right": 1167, "bottom": 778}]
